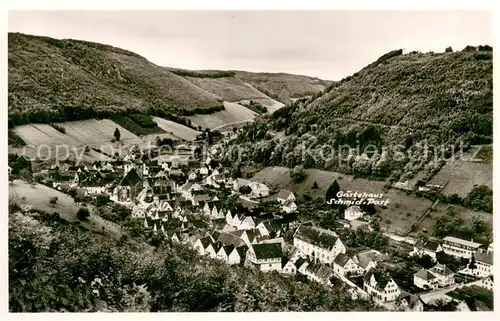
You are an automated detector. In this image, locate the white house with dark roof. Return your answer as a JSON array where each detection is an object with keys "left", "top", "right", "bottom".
[
  {"left": 206, "top": 242, "right": 223, "bottom": 259},
  {"left": 410, "top": 240, "right": 443, "bottom": 261},
  {"left": 428, "top": 263, "right": 455, "bottom": 286},
  {"left": 282, "top": 199, "right": 297, "bottom": 213},
  {"left": 304, "top": 262, "right": 333, "bottom": 285},
  {"left": 228, "top": 246, "right": 248, "bottom": 265},
  {"left": 293, "top": 225, "right": 346, "bottom": 264},
  {"left": 216, "top": 244, "right": 235, "bottom": 264},
  {"left": 461, "top": 249, "right": 493, "bottom": 278},
  {"left": 442, "top": 236, "right": 482, "bottom": 259},
  {"left": 413, "top": 269, "right": 438, "bottom": 289},
  {"left": 363, "top": 270, "right": 401, "bottom": 303},
  {"left": 333, "top": 253, "right": 363, "bottom": 276},
  {"left": 281, "top": 259, "right": 297, "bottom": 275},
  {"left": 193, "top": 236, "right": 213, "bottom": 255},
  {"left": 396, "top": 292, "right": 424, "bottom": 312},
  {"left": 246, "top": 243, "right": 283, "bottom": 272}
]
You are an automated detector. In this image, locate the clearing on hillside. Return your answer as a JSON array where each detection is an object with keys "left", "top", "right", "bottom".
[
  {"left": 153, "top": 117, "right": 201, "bottom": 141},
  {"left": 188, "top": 101, "right": 257, "bottom": 130},
  {"left": 184, "top": 76, "right": 268, "bottom": 102},
  {"left": 427, "top": 145, "right": 492, "bottom": 198},
  {"left": 10, "top": 179, "right": 125, "bottom": 239}
]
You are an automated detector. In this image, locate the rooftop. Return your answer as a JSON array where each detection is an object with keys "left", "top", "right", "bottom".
[
  {"left": 443, "top": 236, "right": 482, "bottom": 248},
  {"left": 251, "top": 243, "right": 283, "bottom": 260},
  {"left": 294, "top": 225, "right": 339, "bottom": 250}
]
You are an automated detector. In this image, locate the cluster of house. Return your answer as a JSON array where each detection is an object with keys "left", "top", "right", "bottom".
[{"left": 35, "top": 147, "right": 493, "bottom": 311}]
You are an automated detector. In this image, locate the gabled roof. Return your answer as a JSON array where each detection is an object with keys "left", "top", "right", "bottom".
[
  {"left": 199, "top": 236, "right": 213, "bottom": 249},
  {"left": 423, "top": 240, "right": 442, "bottom": 252},
  {"left": 333, "top": 253, "right": 353, "bottom": 267},
  {"left": 209, "top": 241, "right": 223, "bottom": 253},
  {"left": 217, "top": 232, "right": 246, "bottom": 247},
  {"left": 364, "top": 269, "right": 395, "bottom": 289},
  {"left": 474, "top": 250, "right": 493, "bottom": 265},
  {"left": 294, "top": 257, "right": 307, "bottom": 270},
  {"left": 397, "top": 291, "right": 422, "bottom": 307},
  {"left": 305, "top": 263, "right": 332, "bottom": 281},
  {"left": 414, "top": 268, "right": 437, "bottom": 281},
  {"left": 245, "top": 229, "right": 261, "bottom": 242},
  {"left": 294, "top": 225, "right": 339, "bottom": 250},
  {"left": 119, "top": 168, "right": 142, "bottom": 186},
  {"left": 277, "top": 189, "right": 294, "bottom": 200},
  {"left": 220, "top": 244, "right": 235, "bottom": 256},
  {"left": 234, "top": 245, "right": 248, "bottom": 258},
  {"left": 251, "top": 243, "right": 283, "bottom": 260},
  {"left": 193, "top": 194, "right": 211, "bottom": 202}
]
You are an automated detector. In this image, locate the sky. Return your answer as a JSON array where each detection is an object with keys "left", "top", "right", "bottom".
[{"left": 8, "top": 11, "right": 492, "bottom": 80}]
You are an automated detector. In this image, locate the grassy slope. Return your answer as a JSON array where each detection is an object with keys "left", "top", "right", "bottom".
[
  {"left": 234, "top": 71, "right": 332, "bottom": 104},
  {"left": 8, "top": 33, "right": 223, "bottom": 117},
  {"left": 292, "top": 50, "right": 492, "bottom": 145},
  {"left": 168, "top": 67, "right": 332, "bottom": 105},
  {"left": 188, "top": 101, "right": 258, "bottom": 130},
  {"left": 9, "top": 180, "right": 125, "bottom": 239}
]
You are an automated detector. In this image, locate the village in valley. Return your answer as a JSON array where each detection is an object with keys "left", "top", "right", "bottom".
[{"left": 8, "top": 128, "right": 494, "bottom": 312}]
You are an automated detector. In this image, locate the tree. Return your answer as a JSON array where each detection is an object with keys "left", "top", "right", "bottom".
[
  {"left": 239, "top": 185, "right": 252, "bottom": 195},
  {"left": 114, "top": 127, "right": 121, "bottom": 141},
  {"left": 325, "top": 180, "right": 340, "bottom": 200},
  {"left": 468, "top": 254, "right": 477, "bottom": 274},
  {"left": 312, "top": 181, "right": 319, "bottom": 189},
  {"left": 49, "top": 197, "right": 58, "bottom": 208},
  {"left": 445, "top": 46, "right": 453, "bottom": 53},
  {"left": 77, "top": 207, "right": 90, "bottom": 220}
]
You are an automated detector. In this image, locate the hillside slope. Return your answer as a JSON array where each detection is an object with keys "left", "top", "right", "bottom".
[
  {"left": 228, "top": 47, "right": 492, "bottom": 184},
  {"left": 8, "top": 33, "right": 223, "bottom": 125},
  {"left": 169, "top": 68, "right": 332, "bottom": 106},
  {"left": 291, "top": 48, "right": 493, "bottom": 146}
]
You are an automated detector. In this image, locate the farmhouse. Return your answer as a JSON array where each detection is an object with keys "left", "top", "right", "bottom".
[
  {"left": 442, "top": 236, "right": 482, "bottom": 259},
  {"left": 246, "top": 243, "right": 283, "bottom": 273},
  {"left": 333, "top": 253, "right": 363, "bottom": 276},
  {"left": 293, "top": 225, "right": 346, "bottom": 264},
  {"left": 276, "top": 189, "right": 295, "bottom": 204},
  {"left": 363, "top": 270, "right": 401, "bottom": 303},
  {"left": 409, "top": 240, "right": 443, "bottom": 261}
]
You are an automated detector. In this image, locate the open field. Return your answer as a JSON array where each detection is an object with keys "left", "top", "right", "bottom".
[
  {"left": 10, "top": 180, "right": 125, "bottom": 239},
  {"left": 377, "top": 190, "right": 433, "bottom": 234},
  {"left": 428, "top": 145, "right": 492, "bottom": 198},
  {"left": 188, "top": 101, "right": 257, "bottom": 130},
  {"left": 153, "top": 117, "right": 201, "bottom": 141}
]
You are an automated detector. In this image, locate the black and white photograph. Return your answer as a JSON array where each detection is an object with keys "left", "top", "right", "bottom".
[{"left": 5, "top": 6, "right": 494, "bottom": 313}]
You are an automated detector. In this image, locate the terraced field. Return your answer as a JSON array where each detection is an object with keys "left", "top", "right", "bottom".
[
  {"left": 12, "top": 120, "right": 147, "bottom": 161},
  {"left": 188, "top": 101, "right": 257, "bottom": 130}
]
